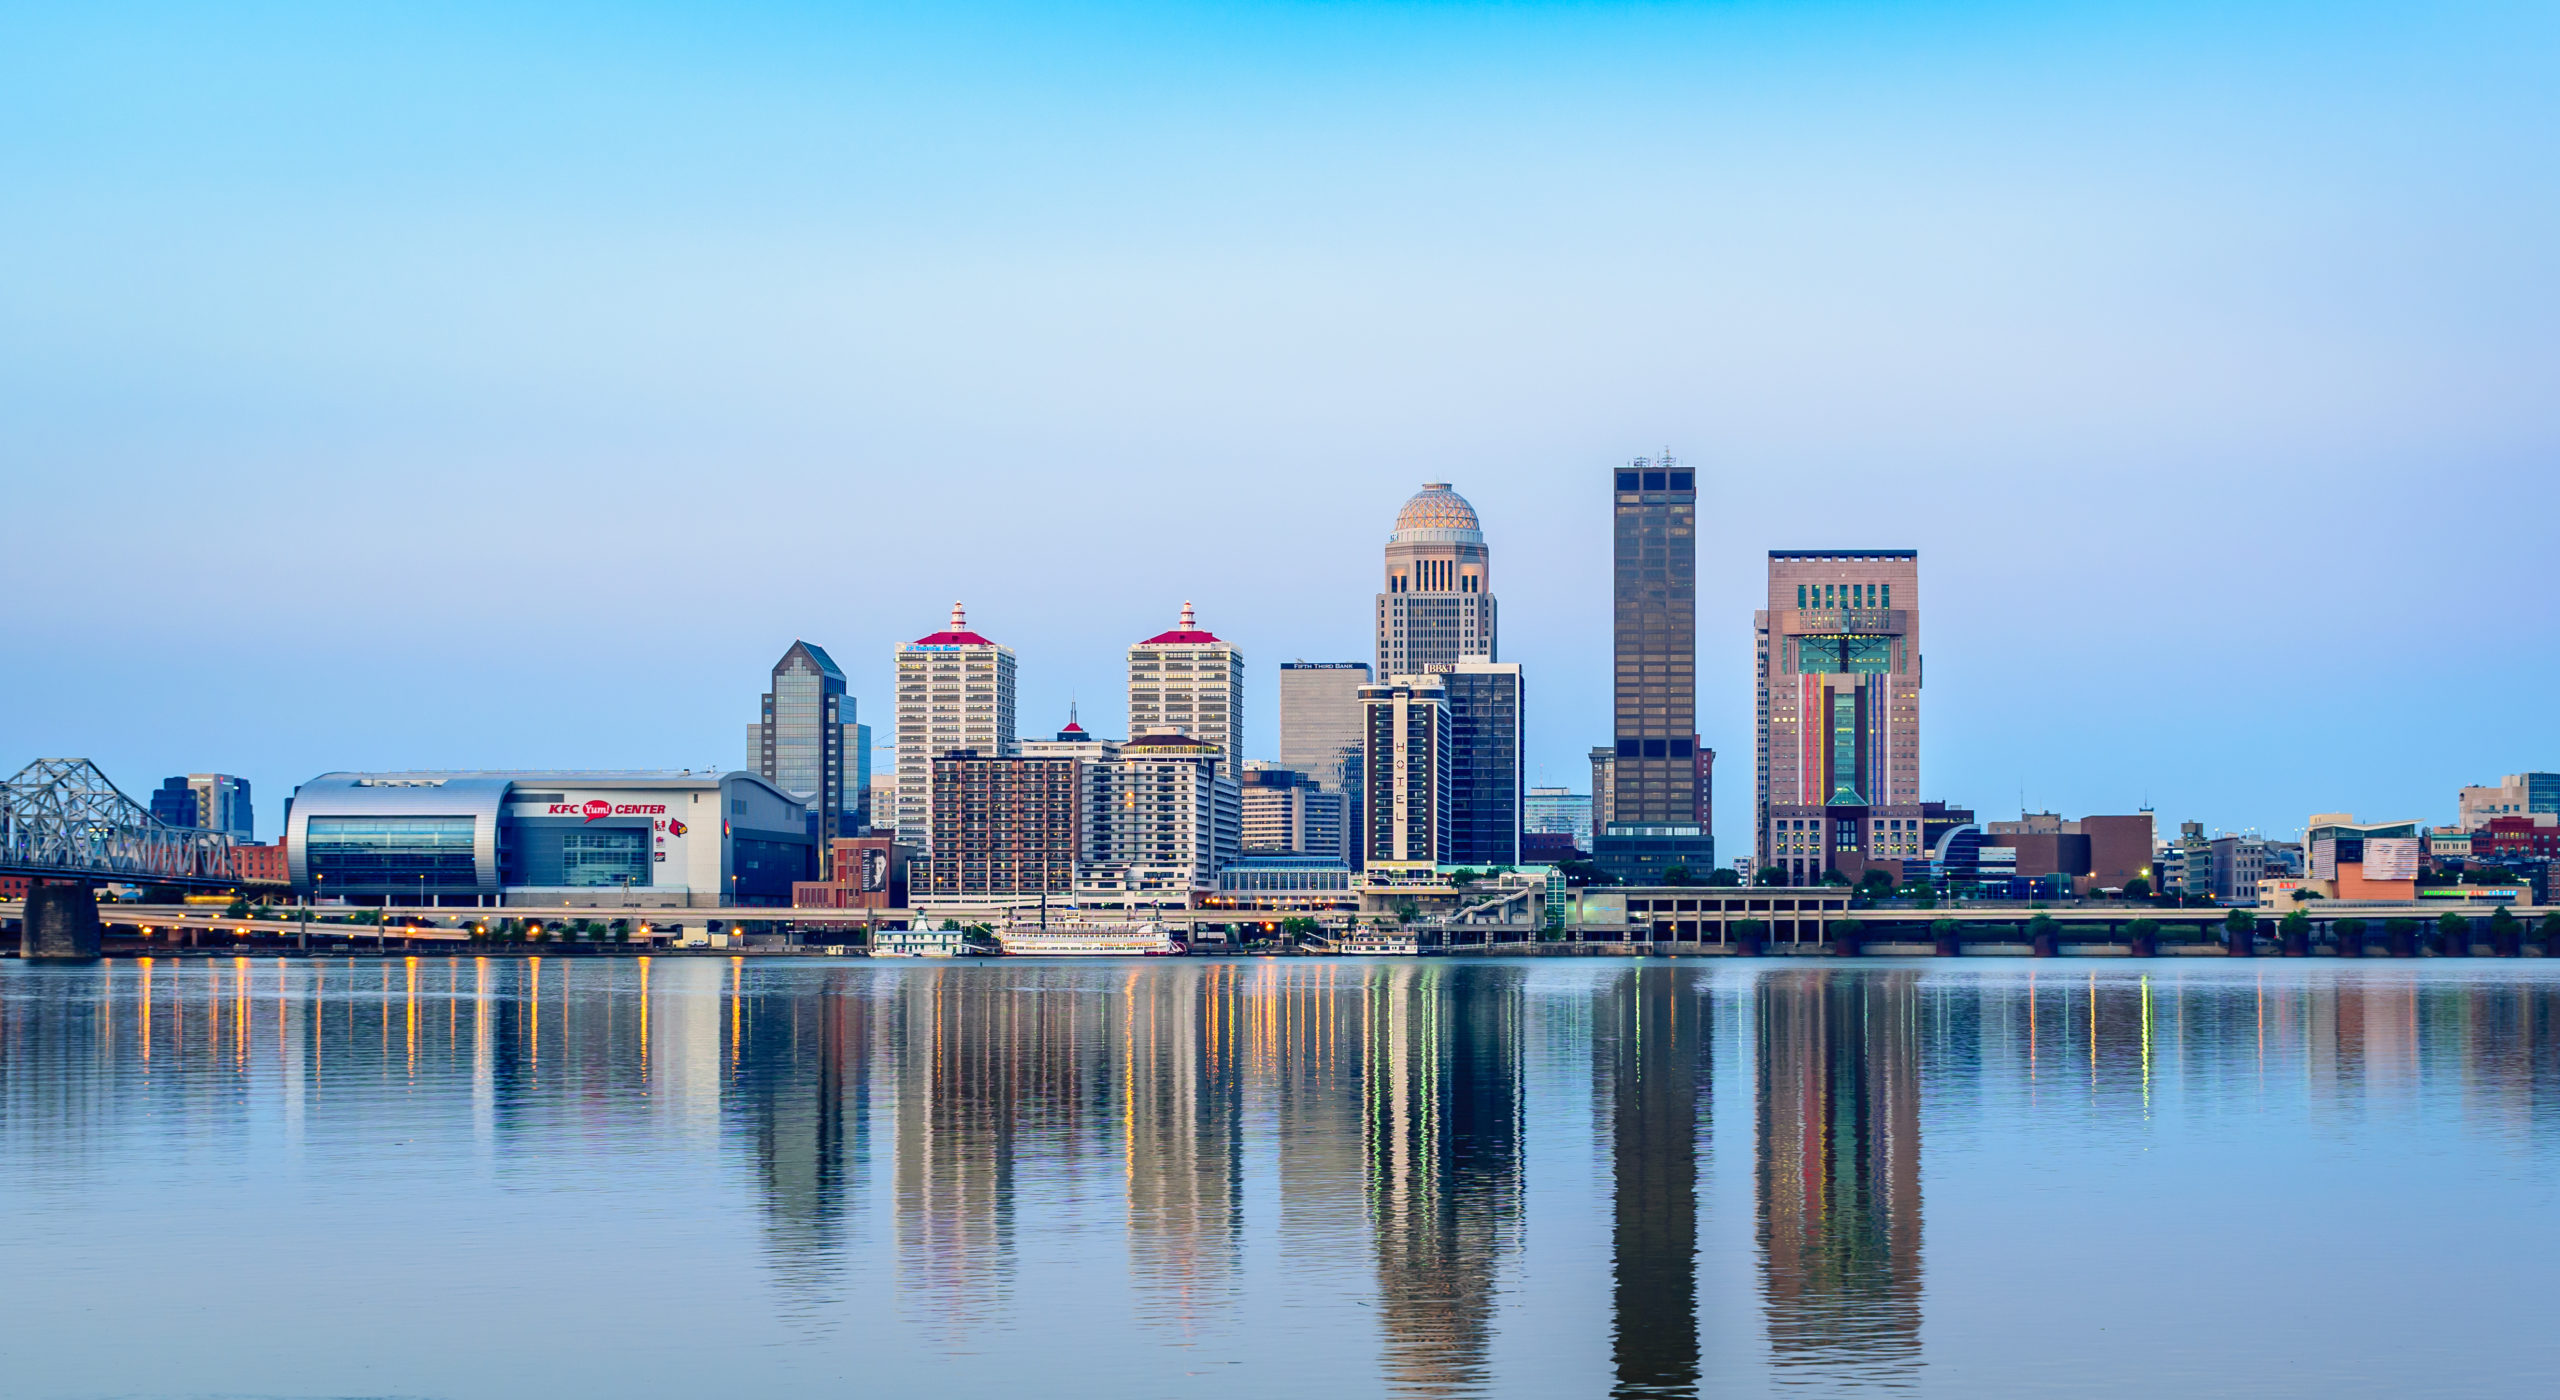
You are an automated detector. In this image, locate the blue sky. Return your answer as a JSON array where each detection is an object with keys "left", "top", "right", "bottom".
[{"left": 4, "top": 1, "right": 2554, "bottom": 856}]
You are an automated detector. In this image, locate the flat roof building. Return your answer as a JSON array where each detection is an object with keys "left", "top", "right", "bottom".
[
  {"left": 1596, "top": 453, "right": 1712, "bottom": 882},
  {"left": 285, "top": 770, "right": 813, "bottom": 907},
  {"left": 1754, "top": 549, "right": 1922, "bottom": 885}
]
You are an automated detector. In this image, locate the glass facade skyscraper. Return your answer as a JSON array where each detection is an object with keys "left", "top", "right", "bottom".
[
  {"left": 1280, "top": 660, "right": 1371, "bottom": 864},
  {"left": 749, "top": 641, "right": 859, "bottom": 867},
  {"left": 1444, "top": 661, "right": 1523, "bottom": 868},
  {"left": 1595, "top": 453, "right": 1713, "bottom": 882}
]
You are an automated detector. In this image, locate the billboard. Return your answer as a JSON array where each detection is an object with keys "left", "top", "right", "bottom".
[
  {"left": 2311, "top": 839, "right": 2336, "bottom": 880},
  {"left": 2362, "top": 837, "right": 2421, "bottom": 882}
]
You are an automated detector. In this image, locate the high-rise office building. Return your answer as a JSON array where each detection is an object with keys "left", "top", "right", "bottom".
[
  {"left": 1444, "top": 661, "right": 1523, "bottom": 868},
  {"left": 152, "top": 774, "right": 252, "bottom": 840},
  {"left": 1362, "top": 676, "right": 1452, "bottom": 868},
  {"left": 1753, "top": 550, "right": 1923, "bottom": 884},
  {"left": 1376, "top": 484, "right": 1497, "bottom": 678},
  {"left": 1279, "top": 662, "right": 1371, "bottom": 793},
  {"left": 1525, "top": 788, "right": 1594, "bottom": 850},
  {"left": 149, "top": 777, "right": 198, "bottom": 830},
  {"left": 895, "top": 603, "right": 1018, "bottom": 853},
  {"left": 1126, "top": 602, "right": 1243, "bottom": 762},
  {"left": 192, "top": 774, "right": 253, "bottom": 842},
  {"left": 748, "top": 641, "right": 860, "bottom": 864},
  {"left": 1595, "top": 453, "right": 1713, "bottom": 882},
  {"left": 1241, "top": 765, "right": 1348, "bottom": 859},
  {"left": 1280, "top": 660, "right": 1371, "bottom": 863}
]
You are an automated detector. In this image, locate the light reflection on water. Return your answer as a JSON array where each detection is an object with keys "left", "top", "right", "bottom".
[{"left": 3, "top": 957, "right": 2558, "bottom": 1398}]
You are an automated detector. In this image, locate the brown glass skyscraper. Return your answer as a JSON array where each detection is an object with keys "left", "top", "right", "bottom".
[{"left": 1594, "top": 453, "right": 1714, "bottom": 880}]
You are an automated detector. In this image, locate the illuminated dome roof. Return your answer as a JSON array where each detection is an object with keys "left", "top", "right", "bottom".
[{"left": 1390, "top": 483, "right": 1483, "bottom": 543}]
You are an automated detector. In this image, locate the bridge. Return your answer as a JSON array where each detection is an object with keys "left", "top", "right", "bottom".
[{"left": 1, "top": 759, "right": 236, "bottom": 960}]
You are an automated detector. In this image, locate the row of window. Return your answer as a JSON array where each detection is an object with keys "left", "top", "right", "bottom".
[
  {"left": 1798, "top": 582, "right": 1892, "bottom": 610},
  {"left": 1613, "top": 738, "right": 1697, "bottom": 758},
  {"left": 1615, "top": 470, "right": 1696, "bottom": 492}
]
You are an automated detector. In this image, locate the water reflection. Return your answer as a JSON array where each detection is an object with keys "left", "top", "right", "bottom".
[
  {"left": 1756, "top": 969, "right": 1922, "bottom": 1391},
  {"left": 7, "top": 959, "right": 2560, "bottom": 1398},
  {"left": 1601, "top": 966, "right": 1704, "bottom": 1398}
]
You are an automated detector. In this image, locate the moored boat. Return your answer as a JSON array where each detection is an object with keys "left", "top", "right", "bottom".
[{"left": 993, "top": 919, "right": 1186, "bottom": 957}]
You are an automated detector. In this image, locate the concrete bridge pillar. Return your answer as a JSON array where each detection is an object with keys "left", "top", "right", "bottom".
[{"left": 22, "top": 881, "right": 102, "bottom": 961}]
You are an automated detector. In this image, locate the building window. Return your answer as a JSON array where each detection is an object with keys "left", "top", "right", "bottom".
[{"left": 561, "top": 829, "right": 650, "bottom": 887}]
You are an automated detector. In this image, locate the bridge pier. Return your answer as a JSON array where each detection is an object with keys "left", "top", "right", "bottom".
[{"left": 22, "top": 881, "right": 103, "bottom": 961}]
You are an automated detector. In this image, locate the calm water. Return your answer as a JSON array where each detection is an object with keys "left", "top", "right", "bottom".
[{"left": 3, "top": 956, "right": 2557, "bottom": 1398}]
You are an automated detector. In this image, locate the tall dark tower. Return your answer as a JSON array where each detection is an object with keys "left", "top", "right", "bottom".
[{"left": 1594, "top": 451, "right": 1715, "bottom": 882}]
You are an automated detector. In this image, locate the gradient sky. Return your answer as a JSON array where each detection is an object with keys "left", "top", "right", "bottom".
[{"left": 5, "top": 1, "right": 2554, "bottom": 858}]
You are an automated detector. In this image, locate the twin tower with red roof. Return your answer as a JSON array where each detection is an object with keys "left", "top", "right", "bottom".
[{"left": 889, "top": 600, "right": 1242, "bottom": 851}]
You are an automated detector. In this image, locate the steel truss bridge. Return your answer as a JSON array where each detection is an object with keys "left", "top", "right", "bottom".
[{"left": 0, "top": 758, "right": 237, "bottom": 889}]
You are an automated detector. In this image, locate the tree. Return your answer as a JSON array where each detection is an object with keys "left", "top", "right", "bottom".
[
  {"left": 1279, "top": 916, "right": 1321, "bottom": 941},
  {"left": 1929, "top": 917, "right": 1964, "bottom": 941},
  {"left": 1856, "top": 868, "right": 1896, "bottom": 896},
  {"left": 2280, "top": 908, "right": 2311, "bottom": 945},
  {"left": 1754, "top": 866, "right": 1787, "bottom": 887},
  {"left": 1395, "top": 902, "right": 1421, "bottom": 926},
  {"left": 1448, "top": 868, "right": 1482, "bottom": 887},
  {"left": 940, "top": 918, "right": 961, "bottom": 931},
  {"left": 1730, "top": 918, "right": 1768, "bottom": 945},
  {"left": 2024, "top": 912, "right": 2057, "bottom": 939},
  {"left": 2436, "top": 910, "right": 2470, "bottom": 952},
  {"left": 1820, "top": 868, "right": 1851, "bottom": 887},
  {"left": 2334, "top": 916, "right": 2367, "bottom": 952},
  {"left": 1660, "top": 864, "right": 1695, "bottom": 886},
  {"left": 2226, "top": 909, "right": 2256, "bottom": 939},
  {"left": 2542, "top": 912, "right": 2560, "bottom": 951},
  {"left": 2120, "top": 876, "right": 2151, "bottom": 900},
  {"left": 2124, "top": 917, "right": 2161, "bottom": 944},
  {"left": 2488, "top": 905, "right": 2519, "bottom": 948},
  {"left": 1704, "top": 868, "right": 1741, "bottom": 888},
  {"left": 225, "top": 898, "right": 250, "bottom": 918}
]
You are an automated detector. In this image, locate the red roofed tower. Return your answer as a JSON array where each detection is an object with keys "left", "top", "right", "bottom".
[
  {"left": 1126, "top": 601, "right": 1244, "bottom": 775},
  {"left": 892, "top": 602, "right": 1017, "bottom": 852}
]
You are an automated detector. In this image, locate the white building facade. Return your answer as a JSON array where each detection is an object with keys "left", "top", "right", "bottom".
[
  {"left": 893, "top": 603, "right": 1017, "bottom": 853},
  {"left": 1075, "top": 734, "right": 1242, "bottom": 909}
]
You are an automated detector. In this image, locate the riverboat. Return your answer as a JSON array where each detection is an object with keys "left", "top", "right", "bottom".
[
  {"left": 1335, "top": 932, "right": 1420, "bottom": 956},
  {"left": 993, "top": 919, "right": 1186, "bottom": 957}
]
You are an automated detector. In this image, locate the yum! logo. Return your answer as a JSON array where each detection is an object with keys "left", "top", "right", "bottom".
[{"left": 544, "top": 800, "right": 671, "bottom": 823}]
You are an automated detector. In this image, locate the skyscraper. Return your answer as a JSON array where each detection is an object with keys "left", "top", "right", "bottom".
[
  {"left": 188, "top": 774, "right": 254, "bottom": 843},
  {"left": 1278, "top": 662, "right": 1370, "bottom": 793},
  {"left": 152, "top": 774, "right": 253, "bottom": 840},
  {"left": 1753, "top": 551, "right": 1923, "bottom": 884},
  {"left": 894, "top": 603, "right": 1018, "bottom": 853},
  {"left": 1595, "top": 453, "right": 1714, "bottom": 882},
  {"left": 1126, "top": 602, "right": 1243, "bottom": 761},
  {"left": 1280, "top": 660, "right": 1371, "bottom": 863},
  {"left": 1376, "top": 483, "right": 1497, "bottom": 678},
  {"left": 749, "top": 641, "right": 858, "bottom": 862},
  {"left": 1362, "top": 676, "right": 1452, "bottom": 868},
  {"left": 1444, "top": 661, "right": 1523, "bottom": 868}
]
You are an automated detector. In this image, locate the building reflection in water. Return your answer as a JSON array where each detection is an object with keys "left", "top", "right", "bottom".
[
  {"left": 1361, "top": 963, "right": 1525, "bottom": 1398},
  {"left": 1122, "top": 962, "right": 1246, "bottom": 1330},
  {"left": 16, "top": 959, "right": 2560, "bottom": 1392},
  {"left": 727, "top": 966, "right": 874, "bottom": 1318},
  {"left": 1597, "top": 965, "right": 1706, "bottom": 1399},
  {"left": 1755, "top": 968, "right": 1923, "bottom": 1390}
]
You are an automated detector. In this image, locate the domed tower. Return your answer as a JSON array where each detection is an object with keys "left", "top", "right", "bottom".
[{"left": 1377, "top": 482, "right": 1497, "bottom": 677}]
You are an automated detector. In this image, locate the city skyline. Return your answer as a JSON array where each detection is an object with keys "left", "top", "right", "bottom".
[{"left": 6, "top": 4, "right": 2554, "bottom": 861}]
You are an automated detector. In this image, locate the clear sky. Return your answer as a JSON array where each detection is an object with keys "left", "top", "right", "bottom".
[{"left": 5, "top": 1, "right": 2554, "bottom": 858}]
